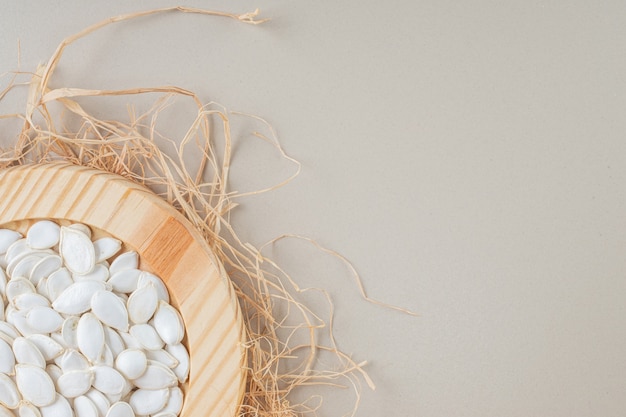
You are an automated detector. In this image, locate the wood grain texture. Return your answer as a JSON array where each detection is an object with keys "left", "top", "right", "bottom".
[{"left": 0, "top": 163, "right": 246, "bottom": 417}]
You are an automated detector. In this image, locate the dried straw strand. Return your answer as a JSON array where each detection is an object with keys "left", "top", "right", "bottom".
[{"left": 0, "top": 7, "right": 413, "bottom": 417}]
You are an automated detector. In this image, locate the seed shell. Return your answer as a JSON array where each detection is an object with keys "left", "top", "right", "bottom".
[
  {"left": 60, "top": 226, "right": 96, "bottom": 275},
  {"left": 0, "top": 373, "right": 19, "bottom": 408},
  {"left": 105, "top": 401, "right": 135, "bottom": 417},
  {"left": 26, "top": 306, "right": 63, "bottom": 333},
  {"left": 13, "top": 336, "right": 46, "bottom": 368},
  {"left": 18, "top": 402, "right": 42, "bottom": 417},
  {"left": 0, "top": 338, "right": 15, "bottom": 374},
  {"left": 52, "top": 280, "right": 106, "bottom": 315},
  {"left": 26, "top": 334, "right": 64, "bottom": 361},
  {"left": 91, "top": 290, "right": 129, "bottom": 332},
  {"left": 103, "top": 326, "right": 125, "bottom": 357},
  {"left": 6, "top": 277, "right": 36, "bottom": 302},
  {"left": 59, "top": 349, "right": 90, "bottom": 372},
  {"left": 114, "top": 348, "right": 147, "bottom": 380},
  {"left": 160, "top": 387, "right": 184, "bottom": 415},
  {"left": 77, "top": 313, "right": 105, "bottom": 363},
  {"left": 127, "top": 283, "right": 158, "bottom": 324},
  {"left": 107, "top": 269, "right": 141, "bottom": 294},
  {"left": 61, "top": 316, "right": 80, "bottom": 349},
  {"left": 93, "top": 238, "right": 122, "bottom": 264},
  {"left": 92, "top": 365, "right": 126, "bottom": 396},
  {"left": 85, "top": 388, "right": 112, "bottom": 417},
  {"left": 131, "top": 360, "right": 177, "bottom": 390},
  {"left": 108, "top": 251, "right": 138, "bottom": 275},
  {"left": 129, "top": 323, "right": 163, "bottom": 351},
  {"left": 15, "top": 363, "right": 56, "bottom": 407},
  {"left": 0, "top": 229, "right": 22, "bottom": 254},
  {"left": 46, "top": 267, "right": 72, "bottom": 301},
  {"left": 27, "top": 220, "right": 61, "bottom": 250},
  {"left": 39, "top": 394, "right": 73, "bottom": 417},
  {"left": 137, "top": 272, "right": 169, "bottom": 303},
  {"left": 166, "top": 343, "right": 190, "bottom": 383},
  {"left": 74, "top": 396, "right": 100, "bottom": 417},
  {"left": 74, "top": 263, "right": 109, "bottom": 282},
  {"left": 57, "top": 369, "right": 94, "bottom": 398},
  {"left": 145, "top": 348, "right": 178, "bottom": 369},
  {"left": 129, "top": 388, "right": 169, "bottom": 415},
  {"left": 153, "top": 300, "right": 184, "bottom": 345}
]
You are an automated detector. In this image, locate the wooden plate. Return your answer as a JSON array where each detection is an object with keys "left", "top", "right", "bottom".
[{"left": 0, "top": 163, "right": 246, "bottom": 417}]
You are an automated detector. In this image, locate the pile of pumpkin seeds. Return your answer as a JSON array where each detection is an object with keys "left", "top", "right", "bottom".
[{"left": 0, "top": 220, "right": 189, "bottom": 417}]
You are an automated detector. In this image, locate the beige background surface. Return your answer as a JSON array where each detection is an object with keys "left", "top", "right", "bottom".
[{"left": 1, "top": 1, "right": 626, "bottom": 416}]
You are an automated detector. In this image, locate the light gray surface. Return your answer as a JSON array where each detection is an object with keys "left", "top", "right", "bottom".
[{"left": 1, "top": 2, "right": 626, "bottom": 416}]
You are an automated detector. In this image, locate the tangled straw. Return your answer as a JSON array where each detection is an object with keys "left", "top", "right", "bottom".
[{"left": 0, "top": 7, "right": 413, "bottom": 417}]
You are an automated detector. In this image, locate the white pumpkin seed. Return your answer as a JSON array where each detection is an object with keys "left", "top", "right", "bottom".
[
  {"left": 67, "top": 223, "right": 92, "bottom": 239},
  {"left": 52, "top": 280, "right": 106, "bottom": 315},
  {"left": 127, "top": 283, "right": 158, "bottom": 324},
  {"left": 103, "top": 326, "right": 126, "bottom": 357},
  {"left": 145, "top": 348, "right": 178, "bottom": 369},
  {"left": 45, "top": 364, "right": 63, "bottom": 385},
  {"left": 128, "top": 388, "right": 169, "bottom": 415},
  {"left": 0, "top": 329, "right": 12, "bottom": 346},
  {"left": 46, "top": 267, "right": 72, "bottom": 301},
  {"left": 25, "top": 305, "right": 63, "bottom": 333},
  {"left": 129, "top": 324, "right": 163, "bottom": 351},
  {"left": 77, "top": 313, "right": 105, "bottom": 363},
  {"left": 92, "top": 365, "right": 126, "bottom": 396},
  {"left": 105, "top": 401, "right": 134, "bottom": 417},
  {"left": 137, "top": 272, "right": 169, "bottom": 303},
  {"left": 6, "top": 277, "right": 36, "bottom": 302},
  {"left": 27, "top": 220, "right": 61, "bottom": 250},
  {"left": 0, "top": 229, "right": 22, "bottom": 254},
  {"left": 14, "top": 292, "right": 50, "bottom": 310},
  {"left": 26, "top": 334, "right": 64, "bottom": 361},
  {"left": 18, "top": 402, "right": 42, "bottom": 417},
  {"left": 131, "top": 361, "right": 177, "bottom": 390},
  {"left": 60, "top": 227, "right": 95, "bottom": 275},
  {"left": 49, "top": 331, "right": 67, "bottom": 349},
  {"left": 0, "top": 338, "right": 15, "bottom": 374},
  {"left": 0, "top": 373, "right": 19, "bottom": 408},
  {"left": 74, "top": 263, "right": 109, "bottom": 282},
  {"left": 97, "top": 345, "right": 115, "bottom": 367},
  {"left": 117, "top": 331, "right": 141, "bottom": 350},
  {"left": 153, "top": 301, "right": 184, "bottom": 345},
  {"left": 93, "top": 238, "right": 122, "bottom": 264},
  {"left": 91, "top": 290, "right": 129, "bottom": 332},
  {"left": 11, "top": 254, "right": 44, "bottom": 280},
  {"left": 109, "top": 251, "right": 138, "bottom": 275},
  {"left": 166, "top": 343, "right": 190, "bottom": 383},
  {"left": 39, "top": 394, "right": 73, "bottom": 417},
  {"left": 107, "top": 269, "right": 141, "bottom": 294},
  {"left": 59, "top": 349, "right": 90, "bottom": 372},
  {"left": 61, "top": 316, "right": 80, "bottom": 349},
  {"left": 12, "top": 336, "right": 46, "bottom": 368},
  {"left": 8, "top": 309, "right": 36, "bottom": 336},
  {"left": 30, "top": 255, "right": 62, "bottom": 285},
  {"left": 0, "top": 321, "right": 19, "bottom": 340},
  {"left": 160, "top": 387, "right": 183, "bottom": 415},
  {"left": 74, "top": 396, "right": 100, "bottom": 417},
  {"left": 0, "top": 297, "right": 4, "bottom": 321},
  {"left": 5, "top": 238, "right": 28, "bottom": 264},
  {"left": 57, "top": 369, "right": 94, "bottom": 398},
  {"left": 15, "top": 364, "right": 56, "bottom": 406},
  {"left": 114, "top": 349, "right": 147, "bottom": 380},
  {"left": 85, "top": 388, "right": 112, "bottom": 417},
  {"left": 36, "top": 276, "right": 49, "bottom": 299}
]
